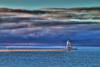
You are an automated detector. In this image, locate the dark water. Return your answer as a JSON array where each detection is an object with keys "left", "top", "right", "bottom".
[
  {"left": 0, "top": 23, "right": 100, "bottom": 46},
  {"left": 0, "top": 17, "right": 100, "bottom": 46},
  {"left": 0, "top": 47, "right": 100, "bottom": 67}
]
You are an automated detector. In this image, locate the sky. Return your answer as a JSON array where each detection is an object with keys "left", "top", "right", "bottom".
[{"left": 0, "top": 0, "right": 100, "bottom": 10}]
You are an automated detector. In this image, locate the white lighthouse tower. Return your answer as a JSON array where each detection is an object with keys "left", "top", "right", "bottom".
[{"left": 65, "top": 40, "right": 72, "bottom": 51}]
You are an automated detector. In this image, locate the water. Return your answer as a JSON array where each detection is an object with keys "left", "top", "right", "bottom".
[
  {"left": 0, "top": 15, "right": 100, "bottom": 67},
  {"left": 0, "top": 16, "right": 100, "bottom": 46},
  {"left": 0, "top": 47, "right": 100, "bottom": 67}
]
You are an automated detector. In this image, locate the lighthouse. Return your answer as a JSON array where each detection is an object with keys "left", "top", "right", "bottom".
[{"left": 65, "top": 40, "right": 72, "bottom": 51}]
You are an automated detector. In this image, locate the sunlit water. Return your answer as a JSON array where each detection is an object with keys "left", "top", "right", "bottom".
[{"left": 0, "top": 47, "right": 100, "bottom": 67}]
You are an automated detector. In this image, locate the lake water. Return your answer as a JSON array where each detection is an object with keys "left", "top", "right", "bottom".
[
  {"left": 0, "top": 47, "right": 100, "bottom": 67},
  {"left": 0, "top": 17, "right": 100, "bottom": 46},
  {"left": 0, "top": 16, "right": 100, "bottom": 67}
]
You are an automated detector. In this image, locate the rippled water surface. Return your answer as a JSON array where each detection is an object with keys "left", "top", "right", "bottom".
[{"left": 0, "top": 47, "right": 100, "bottom": 67}]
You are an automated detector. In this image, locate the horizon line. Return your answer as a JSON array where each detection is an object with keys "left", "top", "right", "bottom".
[{"left": 0, "top": 6, "right": 100, "bottom": 10}]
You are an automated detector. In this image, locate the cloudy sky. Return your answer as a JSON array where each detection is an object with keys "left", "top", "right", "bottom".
[{"left": 0, "top": 0, "right": 100, "bottom": 10}]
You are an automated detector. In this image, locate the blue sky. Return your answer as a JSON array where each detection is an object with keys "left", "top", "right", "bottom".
[{"left": 0, "top": 0, "right": 100, "bottom": 10}]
